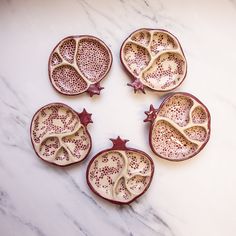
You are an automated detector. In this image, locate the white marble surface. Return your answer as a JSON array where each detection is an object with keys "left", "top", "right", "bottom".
[{"left": 0, "top": 0, "right": 236, "bottom": 235}]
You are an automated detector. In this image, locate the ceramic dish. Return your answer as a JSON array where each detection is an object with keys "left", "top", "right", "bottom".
[
  {"left": 86, "top": 137, "right": 154, "bottom": 204},
  {"left": 144, "top": 92, "right": 211, "bottom": 161},
  {"left": 30, "top": 103, "right": 93, "bottom": 166},
  {"left": 48, "top": 35, "right": 112, "bottom": 96},
  {"left": 120, "top": 28, "right": 187, "bottom": 93}
]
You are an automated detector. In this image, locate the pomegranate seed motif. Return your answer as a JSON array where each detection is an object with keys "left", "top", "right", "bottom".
[
  {"left": 86, "top": 137, "right": 154, "bottom": 204},
  {"left": 48, "top": 35, "right": 112, "bottom": 97},
  {"left": 120, "top": 28, "right": 187, "bottom": 93},
  {"left": 144, "top": 92, "right": 211, "bottom": 161},
  {"left": 30, "top": 103, "right": 92, "bottom": 166}
]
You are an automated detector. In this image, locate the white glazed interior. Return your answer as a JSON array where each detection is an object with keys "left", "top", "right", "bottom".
[
  {"left": 88, "top": 150, "right": 153, "bottom": 203},
  {"left": 151, "top": 94, "right": 210, "bottom": 160},
  {"left": 49, "top": 36, "right": 112, "bottom": 95},
  {"left": 31, "top": 104, "right": 91, "bottom": 166},
  {"left": 121, "top": 29, "right": 187, "bottom": 91}
]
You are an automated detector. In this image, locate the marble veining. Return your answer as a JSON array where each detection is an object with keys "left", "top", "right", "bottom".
[{"left": 0, "top": 0, "right": 236, "bottom": 235}]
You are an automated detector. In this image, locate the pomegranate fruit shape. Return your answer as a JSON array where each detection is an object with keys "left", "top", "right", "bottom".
[
  {"left": 48, "top": 35, "right": 112, "bottom": 96},
  {"left": 87, "top": 137, "right": 154, "bottom": 204},
  {"left": 30, "top": 103, "right": 93, "bottom": 166},
  {"left": 120, "top": 28, "right": 187, "bottom": 93},
  {"left": 144, "top": 92, "right": 211, "bottom": 161}
]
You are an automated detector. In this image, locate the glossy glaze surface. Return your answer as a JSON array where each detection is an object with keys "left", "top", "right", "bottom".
[
  {"left": 121, "top": 29, "right": 187, "bottom": 93},
  {"left": 145, "top": 93, "right": 210, "bottom": 161},
  {"left": 30, "top": 103, "right": 92, "bottom": 166},
  {"left": 49, "top": 36, "right": 112, "bottom": 96},
  {"left": 87, "top": 137, "right": 154, "bottom": 204},
  {"left": 1, "top": 0, "right": 235, "bottom": 235}
]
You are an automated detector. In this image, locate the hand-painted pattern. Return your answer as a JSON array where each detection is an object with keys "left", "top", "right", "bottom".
[
  {"left": 121, "top": 29, "right": 187, "bottom": 92},
  {"left": 49, "top": 36, "right": 112, "bottom": 96},
  {"left": 145, "top": 93, "right": 210, "bottom": 161},
  {"left": 31, "top": 103, "right": 91, "bottom": 166}
]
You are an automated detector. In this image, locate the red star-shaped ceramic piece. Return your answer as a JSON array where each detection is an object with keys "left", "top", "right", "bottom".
[
  {"left": 127, "top": 79, "right": 146, "bottom": 94},
  {"left": 78, "top": 109, "right": 93, "bottom": 126},
  {"left": 87, "top": 83, "right": 104, "bottom": 97},
  {"left": 144, "top": 105, "right": 158, "bottom": 123},
  {"left": 110, "top": 136, "right": 129, "bottom": 150}
]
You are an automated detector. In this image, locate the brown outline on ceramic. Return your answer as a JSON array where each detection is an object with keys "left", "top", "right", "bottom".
[
  {"left": 145, "top": 92, "right": 211, "bottom": 161},
  {"left": 48, "top": 35, "right": 113, "bottom": 96},
  {"left": 30, "top": 102, "right": 93, "bottom": 167},
  {"left": 120, "top": 28, "right": 188, "bottom": 93},
  {"left": 86, "top": 137, "right": 155, "bottom": 205}
]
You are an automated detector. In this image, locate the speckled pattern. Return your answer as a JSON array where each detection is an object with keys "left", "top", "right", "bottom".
[
  {"left": 87, "top": 138, "right": 154, "bottom": 204},
  {"left": 121, "top": 29, "right": 187, "bottom": 92},
  {"left": 49, "top": 35, "right": 112, "bottom": 96},
  {"left": 145, "top": 93, "right": 210, "bottom": 161},
  {"left": 1, "top": 0, "right": 235, "bottom": 235},
  {"left": 30, "top": 103, "right": 91, "bottom": 166}
]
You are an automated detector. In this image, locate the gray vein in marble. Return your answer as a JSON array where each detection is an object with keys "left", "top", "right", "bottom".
[
  {"left": 0, "top": 115, "right": 31, "bottom": 154},
  {"left": 10, "top": 114, "right": 27, "bottom": 128},
  {"left": 61, "top": 169, "right": 172, "bottom": 236},
  {"left": 76, "top": 0, "right": 97, "bottom": 30},
  {"left": 148, "top": 206, "right": 172, "bottom": 230},
  {"left": 0, "top": 75, "right": 25, "bottom": 107},
  {"left": 0, "top": 74, "right": 32, "bottom": 154},
  {"left": 0, "top": 75, "right": 30, "bottom": 118},
  {"left": 57, "top": 171, "right": 134, "bottom": 235},
  {"left": 118, "top": 204, "right": 174, "bottom": 236},
  {"left": 0, "top": 208, "right": 47, "bottom": 236},
  {"left": 214, "top": 93, "right": 236, "bottom": 112},
  {"left": 58, "top": 204, "right": 90, "bottom": 236},
  {"left": 0, "top": 189, "right": 13, "bottom": 210},
  {"left": 63, "top": 170, "right": 107, "bottom": 212},
  {"left": 78, "top": 0, "right": 122, "bottom": 30},
  {"left": 125, "top": 0, "right": 188, "bottom": 30},
  {"left": 0, "top": 188, "right": 46, "bottom": 236},
  {"left": 0, "top": 100, "right": 18, "bottom": 112},
  {"left": 128, "top": 0, "right": 158, "bottom": 24},
  {"left": 1, "top": 141, "right": 31, "bottom": 154}
]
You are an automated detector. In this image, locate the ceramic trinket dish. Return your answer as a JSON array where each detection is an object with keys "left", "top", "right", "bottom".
[
  {"left": 30, "top": 103, "right": 93, "bottom": 166},
  {"left": 86, "top": 137, "right": 154, "bottom": 204},
  {"left": 48, "top": 35, "right": 112, "bottom": 96},
  {"left": 120, "top": 28, "right": 187, "bottom": 93},
  {"left": 144, "top": 92, "right": 211, "bottom": 161}
]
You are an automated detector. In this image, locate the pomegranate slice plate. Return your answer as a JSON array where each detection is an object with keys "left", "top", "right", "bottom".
[
  {"left": 144, "top": 92, "right": 211, "bottom": 161},
  {"left": 120, "top": 28, "right": 187, "bottom": 93},
  {"left": 30, "top": 103, "right": 93, "bottom": 166},
  {"left": 49, "top": 35, "right": 112, "bottom": 96},
  {"left": 86, "top": 137, "right": 154, "bottom": 204}
]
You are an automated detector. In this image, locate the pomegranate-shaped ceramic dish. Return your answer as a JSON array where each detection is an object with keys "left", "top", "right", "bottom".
[
  {"left": 144, "top": 92, "right": 211, "bottom": 161},
  {"left": 86, "top": 137, "right": 154, "bottom": 204},
  {"left": 120, "top": 28, "right": 187, "bottom": 93},
  {"left": 30, "top": 103, "right": 93, "bottom": 166},
  {"left": 48, "top": 35, "right": 112, "bottom": 96}
]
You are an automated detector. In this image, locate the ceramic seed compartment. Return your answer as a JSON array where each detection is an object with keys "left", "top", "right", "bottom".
[
  {"left": 30, "top": 103, "right": 93, "bottom": 166},
  {"left": 49, "top": 35, "right": 112, "bottom": 96},
  {"left": 120, "top": 28, "right": 187, "bottom": 93},
  {"left": 144, "top": 92, "right": 211, "bottom": 161},
  {"left": 86, "top": 137, "right": 154, "bottom": 204}
]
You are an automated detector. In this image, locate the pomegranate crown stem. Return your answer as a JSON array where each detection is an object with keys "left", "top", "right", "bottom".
[
  {"left": 144, "top": 105, "right": 158, "bottom": 123},
  {"left": 78, "top": 109, "right": 93, "bottom": 126},
  {"left": 127, "top": 79, "right": 146, "bottom": 94},
  {"left": 110, "top": 136, "right": 129, "bottom": 150},
  {"left": 86, "top": 82, "right": 104, "bottom": 97}
]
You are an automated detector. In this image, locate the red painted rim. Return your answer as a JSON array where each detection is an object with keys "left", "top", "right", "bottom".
[
  {"left": 30, "top": 102, "right": 92, "bottom": 167},
  {"left": 148, "top": 92, "right": 211, "bottom": 161},
  {"left": 120, "top": 28, "right": 188, "bottom": 93},
  {"left": 86, "top": 145, "right": 155, "bottom": 205},
  {"left": 48, "top": 35, "right": 113, "bottom": 96}
]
